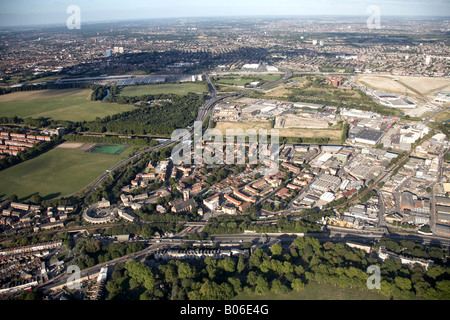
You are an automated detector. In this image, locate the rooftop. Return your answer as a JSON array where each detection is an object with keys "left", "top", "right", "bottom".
[{"left": 355, "top": 129, "right": 384, "bottom": 143}]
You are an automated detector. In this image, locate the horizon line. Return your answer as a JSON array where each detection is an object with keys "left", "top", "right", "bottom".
[{"left": 0, "top": 13, "right": 449, "bottom": 29}]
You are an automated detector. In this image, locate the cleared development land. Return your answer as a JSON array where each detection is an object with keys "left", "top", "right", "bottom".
[
  {"left": 355, "top": 75, "right": 450, "bottom": 98},
  {"left": 214, "top": 121, "right": 342, "bottom": 141},
  {"left": 214, "top": 121, "right": 273, "bottom": 133},
  {"left": 119, "top": 82, "right": 209, "bottom": 96},
  {"left": 0, "top": 89, "right": 135, "bottom": 122},
  {"left": 0, "top": 144, "right": 133, "bottom": 201}
]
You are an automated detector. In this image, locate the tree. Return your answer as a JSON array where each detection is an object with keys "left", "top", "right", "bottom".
[
  {"left": 106, "top": 280, "right": 122, "bottom": 296},
  {"left": 426, "top": 265, "right": 446, "bottom": 280},
  {"left": 228, "top": 277, "right": 242, "bottom": 294},
  {"left": 381, "top": 257, "right": 402, "bottom": 275},
  {"left": 246, "top": 271, "right": 258, "bottom": 286},
  {"left": 30, "top": 193, "right": 42, "bottom": 205},
  {"left": 219, "top": 257, "right": 236, "bottom": 273},
  {"left": 159, "top": 264, "right": 177, "bottom": 282},
  {"left": 198, "top": 280, "right": 235, "bottom": 300},
  {"left": 414, "top": 280, "right": 431, "bottom": 297},
  {"left": 435, "top": 280, "right": 450, "bottom": 300},
  {"left": 15, "top": 288, "right": 42, "bottom": 300},
  {"left": 270, "top": 279, "right": 290, "bottom": 295},
  {"left": 177, "top": 262, "right": 196, "bottom": 279},
  {"left": 249, "top": 252, "right": 262, "bottom": 269},
  {"left": 380, "top": 280, "right": 395, "bottom": 297},
  {"left": 394, "top": 277, "right": 412, "bottom": 292},
  {"left": 254, "top": 276, "right": 269, "bottom": 295},
  {"left": 270, "top": 243, "right": 283, "bottom": 256},
  {"left": 125, "top": 260, "right": 155, "bottom": 291},
  {"left": 237, "top": 255, "right": 246, "bottom": 273},
  {"left": 291, "top": 278, "right": 305, "bottom": 292}
]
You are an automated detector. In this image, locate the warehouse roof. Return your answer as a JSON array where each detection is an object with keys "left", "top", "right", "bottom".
[{"left": 355, "top": 129, "right": 384, "bottom": 143}]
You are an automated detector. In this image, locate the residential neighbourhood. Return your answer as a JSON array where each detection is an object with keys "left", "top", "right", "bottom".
[{"left": 0, "top": 3, "right": 449, "bottom": 305}]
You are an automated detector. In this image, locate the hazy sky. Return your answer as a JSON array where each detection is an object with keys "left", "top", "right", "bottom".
[{"left": 0, "top": 0, "right": 449, "bottom": 27}]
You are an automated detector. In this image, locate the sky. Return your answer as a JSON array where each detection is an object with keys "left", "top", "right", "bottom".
[{"left": 0, "top": 0, "right": 449, "bottom": 27}]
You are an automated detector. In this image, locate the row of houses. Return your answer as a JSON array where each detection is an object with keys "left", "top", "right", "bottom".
[
  {"left": 0, "top": 240, "right": 63, "bottom": 256},
  {"left": 377, "top": 246, "right": 434, "bottom": 270},
  {"left": 154, "top": 248, "right": 232, "bottom": 260},
  {"left": 0, "top": 131, "right": 51, "bottom": 156}
]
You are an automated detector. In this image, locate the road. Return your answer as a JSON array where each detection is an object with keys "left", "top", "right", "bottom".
[{"left": 210, "top": 226, "right": 450, "bottom": 248}]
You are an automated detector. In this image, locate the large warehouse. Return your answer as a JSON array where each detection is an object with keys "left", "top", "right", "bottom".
[{"left": 354, "top": 128, "right": 385, "bottom": 145}]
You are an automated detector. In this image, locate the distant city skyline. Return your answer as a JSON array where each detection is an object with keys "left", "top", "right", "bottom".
[{"left": 0, "top": 0, "right": 449, "bottom": 27}]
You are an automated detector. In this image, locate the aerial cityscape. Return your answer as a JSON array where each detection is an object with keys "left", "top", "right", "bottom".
[{"left": 0, "top": 0, "right": 449, "bottom": 309}]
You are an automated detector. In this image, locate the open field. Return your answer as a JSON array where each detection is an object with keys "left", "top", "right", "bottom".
[
  {"left": 119, "top": 82, "right": 209, "bottom": 96},
  {"left": 355, "top": 75, "right": 450, "bottom": 98},
  {"left": 0, "top": 145, "right": 133, "bottom": 201},
  {"left": 277, "top": 127, "right": 342, "bottom": 139},
  {"left": 265, "top": 76, "right": 317, "bottom": 97},
  {"left": 432, "top": 110, "right": 450, "bottom": 123},
  {"left": 214, "top": 121, "right": 342, "bottom": 140},
  {"left": 233, "top": 281, "right": 386, "bottom": 300},
  {"left": 262, "top": 75, "right": 366, "bottom": 108},
  {"left": 0, "top": 89, "right": 136, "bottom": 121}
]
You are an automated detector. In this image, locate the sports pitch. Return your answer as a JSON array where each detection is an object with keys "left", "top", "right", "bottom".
[
  {"left": 86, "top": 144, "right": 128, "bottom": 155},
  {"left": 0, "top": 145, "right": 133, "bottom": 201}
]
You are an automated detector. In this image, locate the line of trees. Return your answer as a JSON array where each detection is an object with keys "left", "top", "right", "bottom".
[
  {"left": 64, "top": 133, "right": 157, "bottom": 147},
  {"left": 71, "top": 237, "right": 145, "bottom": 269},
  {"left": 0, "top": 82, "right": 95, "bottom": 96},
  {"left": 104, "top": 236, "right": 450, "bottom": 301}
]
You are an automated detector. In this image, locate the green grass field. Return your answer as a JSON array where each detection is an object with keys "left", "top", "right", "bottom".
[
  {"left": 234, "top": 281, "right": 386, "bottom": 300},
  {"left": 86, "top": 144, "right": 128, "bottom": 155},
  {"left": 119, "top": 82, "right": 209, "bottom": 96},
  {"left": 0, "top": 146, "right": 134, "bottom": 201},
  {"left": 0, "top": 89, "right": 136, "bottom": 122}
]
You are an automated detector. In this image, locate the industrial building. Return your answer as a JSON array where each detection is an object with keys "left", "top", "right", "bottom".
[{"left": 354, "top": 129, "right": 384, "bottom": 146}]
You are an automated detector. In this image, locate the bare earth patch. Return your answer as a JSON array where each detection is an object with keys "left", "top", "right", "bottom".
[{"left": 56, "top": 142, "right": 85, "bottom": 149}]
